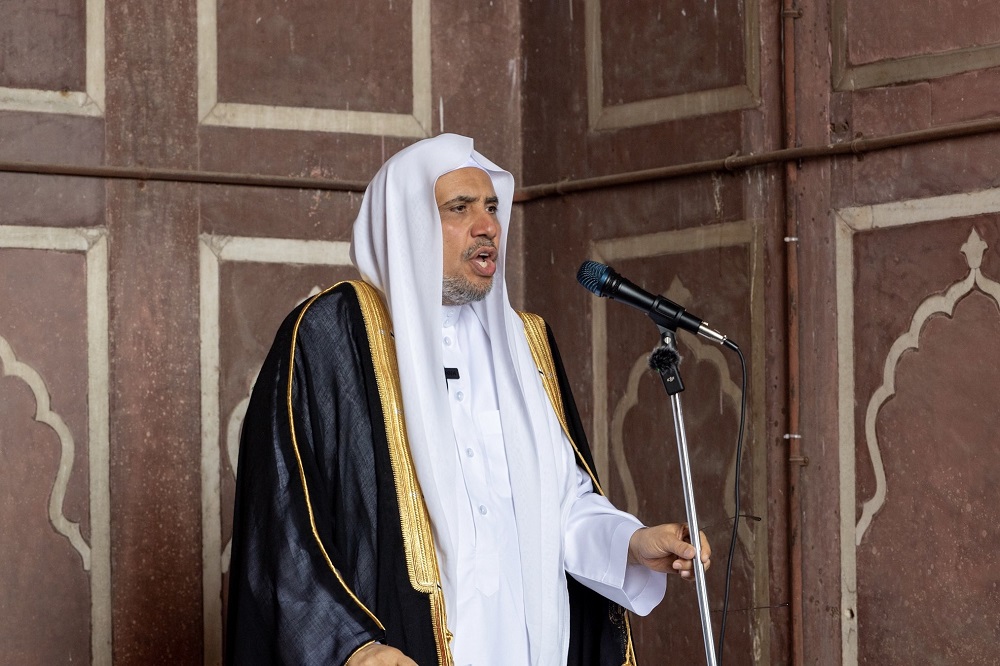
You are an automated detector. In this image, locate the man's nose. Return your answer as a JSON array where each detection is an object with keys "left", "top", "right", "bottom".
[{"left": 471, "top": 209, "right": 499, "bottom": 239}]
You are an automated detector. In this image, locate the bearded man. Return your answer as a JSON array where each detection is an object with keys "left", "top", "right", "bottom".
[{"left": 226, "top": 134, "right": 710, "bottom": 666}]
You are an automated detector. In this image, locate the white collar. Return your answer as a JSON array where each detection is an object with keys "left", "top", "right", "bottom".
[{"left": 441, "top": 304, "right": 463, "bottom": 329}]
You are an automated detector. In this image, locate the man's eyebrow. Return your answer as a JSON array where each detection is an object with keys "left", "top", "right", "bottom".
[
  {"left": 438, "top": 194, "right": 479, "bottom": 207},
  {"left": 485, "top": 195, "right": 499, "bottom": 205}
]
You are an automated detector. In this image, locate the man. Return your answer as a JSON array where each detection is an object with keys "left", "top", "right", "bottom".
[{"left": 226, "top": 134, "right": 710, "bottom": 665}]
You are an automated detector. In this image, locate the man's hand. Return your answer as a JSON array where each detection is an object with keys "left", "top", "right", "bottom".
[
  {"left": 628, "top": 523, "right": 711, "bottom": 580},
  {"left": 348, "top": 643, "right": 418, "bottom": 666}
]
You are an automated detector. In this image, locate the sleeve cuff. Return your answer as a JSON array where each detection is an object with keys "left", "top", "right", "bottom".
[{"left": 568, "top": 520, "right": 667, "bottom": 616}]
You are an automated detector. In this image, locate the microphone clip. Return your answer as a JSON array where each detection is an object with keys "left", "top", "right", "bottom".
[{"left": 648, "top": 329, "right": 685, "bottom": 396}]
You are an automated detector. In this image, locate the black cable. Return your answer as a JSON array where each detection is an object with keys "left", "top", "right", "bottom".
[{"left": 717, "top": 346, "right": 748, "bottom": 664}]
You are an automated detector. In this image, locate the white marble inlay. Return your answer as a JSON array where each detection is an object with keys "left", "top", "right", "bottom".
[
  {"left": 197, "top": 0, "right": 431, "bottom": 137},
  {"left": 0, "top": 0, "right": 104, "bottom": 116},
  {"left": 583, "top": 0, "right": 760, "bottom": 130}
]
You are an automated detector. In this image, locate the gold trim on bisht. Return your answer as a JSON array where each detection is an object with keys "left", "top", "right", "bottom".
[
  {"left": 517, "top": 310, "right": 638, "bottom": 666},
  {"left": 287, "top": 286, "right": 384, "bottom": 631},
  {"left": 350, "top": 280, "right": 455, "bottom": 666}
]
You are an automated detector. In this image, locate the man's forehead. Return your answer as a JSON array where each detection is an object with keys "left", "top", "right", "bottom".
[{"left": 434, "top": 167, "right": 497, "bottom": 201}]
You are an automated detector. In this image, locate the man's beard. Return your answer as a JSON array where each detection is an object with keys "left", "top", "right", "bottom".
[
  {"left": 442, "top": 274, "right": 493, "bottom": 305},
  {"left": 442, "top": 242, "right": 497, "bottom": 305}
]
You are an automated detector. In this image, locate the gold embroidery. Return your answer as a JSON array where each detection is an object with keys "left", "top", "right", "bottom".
[
  {"left": 517, "top": 310, "right": 638, "bottom": 665},
  {"left": 623, "top": 615, "right": 638, "bottom": 666},
  {"left": 349, "top": 281, "right": 454, "bottom": 666}
]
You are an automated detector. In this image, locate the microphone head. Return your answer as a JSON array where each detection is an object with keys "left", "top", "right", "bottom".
[
  {"left": 648, "top": 345, "right": 681, "bottom": 373},
  {"left": 576, "top": 260, "right": 612, "bottom": 297}
]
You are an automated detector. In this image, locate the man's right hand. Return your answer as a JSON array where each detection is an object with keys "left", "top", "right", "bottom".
[{"left": 348, "top": 643, "right": 418, "bottom": 666}]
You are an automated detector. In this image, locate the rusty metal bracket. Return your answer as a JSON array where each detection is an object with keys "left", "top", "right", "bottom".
[
  {"left": 723, "top": 150, "right": 742, "bottom": 171},
  {"left": 784, "top": 434, "right": 808, "bottom": 465}
]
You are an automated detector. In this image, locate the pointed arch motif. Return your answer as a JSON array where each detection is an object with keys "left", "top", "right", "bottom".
[
  {"left": 0, "top": 336, "right": 90, "bottom": 569},
  {"left": 836, "top": 191, "right": 1000, "bottom": 663},
  {"left": 856, "top": 229, "right": 1000, "bottom": 545},
  {"left": 0, "top": 225, "right": 110, "bottom": 663}
]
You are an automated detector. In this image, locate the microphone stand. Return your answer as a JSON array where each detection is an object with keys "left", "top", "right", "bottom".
[{"left": 651, "top": 327, "right": 717, "bottom": 666}]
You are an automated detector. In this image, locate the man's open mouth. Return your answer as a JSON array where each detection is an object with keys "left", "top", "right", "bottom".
[{"left": 467, "top": 244, "right": 498, "bottom": 276}]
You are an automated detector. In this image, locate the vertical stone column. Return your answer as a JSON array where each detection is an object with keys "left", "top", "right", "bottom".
[{"left": 104, "top": 1, "right": 203, "bottom": 661}]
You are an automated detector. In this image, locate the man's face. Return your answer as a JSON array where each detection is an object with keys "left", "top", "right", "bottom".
[{"left": 435, "top": 167, "right": 501, "bottom": 305}]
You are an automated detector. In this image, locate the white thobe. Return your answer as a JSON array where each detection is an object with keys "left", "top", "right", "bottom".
[{"left": 441, "top": 305, "right": 666, "bottom": 666}]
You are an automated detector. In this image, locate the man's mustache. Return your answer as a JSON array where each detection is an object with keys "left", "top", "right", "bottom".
[{"left": 461, "top": 239, "right": 498, "bottom": 261}]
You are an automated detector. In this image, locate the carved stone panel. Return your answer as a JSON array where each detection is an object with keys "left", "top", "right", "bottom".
[
  {"left": 843, "top": 0, "right": 1000, "bottom": 64},
  {"left": 200, "top": 0, "right": 431, "bottom": 136},
  {"left": 832, "top": 0, "right": 1000, "bottom": 89},
  {"left": 853, "top": 224, "right": 1000, "bottom": 664},
  {"left": 0, "top": 244, "right": 99, "bottom": 663},
  {"left": 217, "top": 0, "right": 412, "bottom": 113},
  {"left": 0, "top": 0, "right": 104, "bottom": 115},
  {"left": 585, "top": 0, "right": 759, "bottom": 129},
  {"left": 837, "top": 192, "right": 1000, "bottom": 664},
  {"left": 0, "top": 1, "right": 86, "bottom": 91}
]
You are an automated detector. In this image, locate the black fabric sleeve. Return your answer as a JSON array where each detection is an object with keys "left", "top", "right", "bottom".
[
  {"left": 544, "top": 324, "right": 601, "bottom": 484},
  {"left": 226, "top": 287, "right": 388, "bottom": 665}
]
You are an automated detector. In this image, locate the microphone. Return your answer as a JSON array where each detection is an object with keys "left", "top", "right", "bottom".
[{"left": 576, "top": 260, "right": 737, "bottom": 351}]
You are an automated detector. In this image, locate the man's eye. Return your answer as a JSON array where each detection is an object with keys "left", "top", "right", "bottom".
[
  {"left": 451, "top": 205, "right": 466, "bottom": 213},
  {"left": 487, "top": 205, "right": 498, "bottom": 214}
]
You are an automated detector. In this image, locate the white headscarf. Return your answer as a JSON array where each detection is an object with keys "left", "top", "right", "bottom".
[{"left": 350, "top": 134, "right": 575, "bottom": 663}]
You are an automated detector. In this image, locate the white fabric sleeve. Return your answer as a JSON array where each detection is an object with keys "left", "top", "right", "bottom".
[{"left": 563, "top": 466, "right": 667, "bottom": 616}]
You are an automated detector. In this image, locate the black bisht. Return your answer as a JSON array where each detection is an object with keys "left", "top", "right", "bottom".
[{"left": 226, "top": 283, "right": 634, "bottom": 665}]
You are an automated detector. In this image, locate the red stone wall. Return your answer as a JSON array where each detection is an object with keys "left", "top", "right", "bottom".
[
  {"left": 2, "top": 0, "right": 1000, "bottom": 664},
  {"left": 520, "top": 2, "right": 778, "bottom": 663}
]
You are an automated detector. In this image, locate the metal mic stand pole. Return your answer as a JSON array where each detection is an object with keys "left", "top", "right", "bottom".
[{"left": 651, "top": 327, "right": 717, "bottom": 666}]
